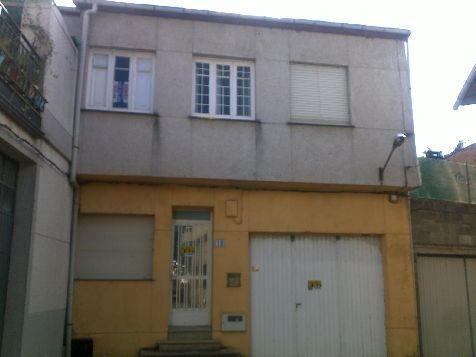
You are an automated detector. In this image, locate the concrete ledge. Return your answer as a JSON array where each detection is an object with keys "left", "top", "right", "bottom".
[
  {"left": 287, "top": 120, "right": 355, "bottom": 128},
  {"left": 189, "top": 115, "right": 260, "bottom": 124},
  {"left": 82, "top": 108, "right": 160, "bottom": 118},
  {"left": 77, "top": 173, "right": 412, "bottom": 194}
]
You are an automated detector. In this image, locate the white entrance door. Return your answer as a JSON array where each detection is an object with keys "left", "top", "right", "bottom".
[
  {"left": 170, "top": 212, "right": 212, "bottom": 326},
  {"left": 250, "top": 235, "right": 386, "bottom": 357}
]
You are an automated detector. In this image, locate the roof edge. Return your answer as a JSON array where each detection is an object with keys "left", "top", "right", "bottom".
[
  {"left": 454, "top": 64, "right": 476, "bottom": 110},
  {"left": 70, "top": 0, "right": 411, "bottom": 40}
]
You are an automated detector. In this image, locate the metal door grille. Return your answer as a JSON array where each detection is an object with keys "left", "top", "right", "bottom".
[{"left": 171, "top": 222, "right": 209, "bottom": 310}]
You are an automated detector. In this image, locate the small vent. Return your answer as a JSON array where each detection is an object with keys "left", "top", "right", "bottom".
[{"left": 72, "top": 338, "right": 93, "bottom": 357}]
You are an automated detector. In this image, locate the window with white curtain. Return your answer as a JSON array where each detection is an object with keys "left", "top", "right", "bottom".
[
  {"left": 192, "top": 58, "right": 254, "bottom": 120},
  {"left": 290, "top": 63, "right": 349, "bottom": 124},
  {"left": 87, "top": 50, "right": 154, "bottom": 113}
]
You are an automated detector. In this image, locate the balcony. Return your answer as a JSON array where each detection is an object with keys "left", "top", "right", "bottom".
[{"left": 0, "top": 1, "right": 46, "bottom": 137}]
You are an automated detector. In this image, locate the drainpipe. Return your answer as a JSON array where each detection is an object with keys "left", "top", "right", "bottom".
[{"left": 65, "top": 2, "right": 97, "bottom": 357}]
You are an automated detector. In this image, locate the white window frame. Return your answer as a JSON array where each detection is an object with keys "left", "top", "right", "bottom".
[
  {"left": 86, "top": 49, "right": 155, "bottom": 114},
  {"left": 192, "top": 57, "right": 255, "bottom": 120}
]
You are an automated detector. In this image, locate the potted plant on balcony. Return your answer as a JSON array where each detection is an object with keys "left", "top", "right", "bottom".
[{"left": 0, "top": 37, "right": 11, "bottom": 66}]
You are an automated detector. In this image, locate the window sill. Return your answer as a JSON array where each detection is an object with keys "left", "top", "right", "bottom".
[
  {"left": 189, "top": 115, "right": 260, "bottom": 123},
  {"left": 288, "top": 120, "right": 354, "bottom": 128},
  {"left": 74, "top": 278, "right": 155, "bottom": 281},
  {"left": 82, "top": 108, "right": 159, "bottom": 117}
]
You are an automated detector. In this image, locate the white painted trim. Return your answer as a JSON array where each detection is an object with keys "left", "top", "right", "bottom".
[
  {"left": 192, "top": 57, "right": 255, "bottom": 121},
  {"left": 86, "top": 48, "right": 155, "bottom": 114}
]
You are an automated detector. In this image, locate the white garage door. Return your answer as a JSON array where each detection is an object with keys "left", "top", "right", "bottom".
[
  {"left": 250, "top": 235, "right": 386, "bottom": 357},
  {"left": 417, "top": 256, "right": 476, "bottom": 357}
]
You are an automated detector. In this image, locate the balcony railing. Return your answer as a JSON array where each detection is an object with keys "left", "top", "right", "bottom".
[{"left": 0, "top": 1, "right": 46, "bottom": 136}]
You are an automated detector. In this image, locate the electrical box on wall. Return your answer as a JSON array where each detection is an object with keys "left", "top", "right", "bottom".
[{"left": 221, "top": 314, "right": 246, "bottom": 331}]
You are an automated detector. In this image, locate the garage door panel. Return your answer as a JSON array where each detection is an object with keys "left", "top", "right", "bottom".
[
  {"left": 251, "top": 235, "right": 386, "bottom": 357},
  {"left": 250, "top": 235, "right": 295, "bottom": 357},
  {"left": 295, "top": 236, "right": 340, "bottom": 357},
  {"left": 464, "top": 258, "right": 476, "bottom": 352},
  {"left": 336, "top": 237, "right": 386, "bottom": 356},
  {"left": 417, "top": 256, "right": 472, "bottom": 357}
]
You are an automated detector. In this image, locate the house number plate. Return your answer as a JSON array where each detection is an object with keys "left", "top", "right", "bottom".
[{"left": 308, "top": 280, "right": 322, "bottom": 290}]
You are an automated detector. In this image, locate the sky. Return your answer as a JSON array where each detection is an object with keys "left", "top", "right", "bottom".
[{"left": 57, "top": 0, "right": 476, "bottom": 156}]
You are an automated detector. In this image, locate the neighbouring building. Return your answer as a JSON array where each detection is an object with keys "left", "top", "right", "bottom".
[
  {"left": 60, "top": 1, "right": 421, "bottom": 356},
  {"left": 410, "top": 69, "right": 476, "bottom": 357},
  {"left": 411, "top": 158, "right": 476, "bottom": 357},
  {"left": 447, "top": 143, "right": 476, "bottom": 165},
  {"left": 0, "top": 1, "right": 77, "bottom": 356}
]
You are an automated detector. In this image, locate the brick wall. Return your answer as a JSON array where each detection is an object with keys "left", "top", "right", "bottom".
[{"left": 411, "top": 198, "right": 476, "bottom": 247}]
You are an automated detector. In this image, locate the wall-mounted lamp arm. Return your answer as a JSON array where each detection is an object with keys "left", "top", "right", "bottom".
[{"left": 379, "top": 133, "right": 407, "bottom": 184}]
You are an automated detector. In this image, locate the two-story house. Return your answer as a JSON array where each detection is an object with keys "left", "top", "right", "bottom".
[
  {"left": 61, "top": 1, "right": 421, "bottom": 356},
  {"left": 0, "top": 1, "right": 77, "bottom": 356}
]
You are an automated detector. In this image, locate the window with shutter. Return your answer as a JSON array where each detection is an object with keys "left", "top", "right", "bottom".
[
  {"left": 87, "top": 50, "right": 154, "bottom": 113},
  {"left": 290, "top": 64, "right": 349, "bottom": 124},
  {"left": 75, "top": 214, "right": 154, "bottom": 280}
]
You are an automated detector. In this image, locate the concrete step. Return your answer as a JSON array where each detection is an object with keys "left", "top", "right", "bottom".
[
  {"left": 139, "top": 347, "right": 241, "bottom": 357},
  {"left": 167, "top": 327, "right": 212, "bottom": 341},
  {"left": 158, "top": 340, "right": 221, "bottom": 352}
]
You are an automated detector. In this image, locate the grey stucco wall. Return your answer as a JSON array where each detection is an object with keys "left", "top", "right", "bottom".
[
  {"left": 0, "top": 111, "right": 73, "bottom": 357},
  {"left": 23, "top": 2, "right": 78, "bottom": 160},
  {"left": 77, "top": 12, "right": 419, "bottom": 188},
  {"left": 0, "top": 4, "right": 75, "bottom": 356},
  {"left": 411, "top": 198, "right": 476, "bottom": 247}
]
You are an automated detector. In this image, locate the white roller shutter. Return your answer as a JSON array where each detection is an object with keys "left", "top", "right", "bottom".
[
  {"left": 75, "top": 214, "right": 154, "bottom": 280},
  {"left": 290, "top": 64, "right": 349, "bottom": 123}
]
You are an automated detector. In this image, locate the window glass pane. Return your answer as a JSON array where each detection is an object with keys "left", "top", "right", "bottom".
[
  {"left": 195, "top": 62, "right": 209, "bottom": 114},
  {"left": 134, "top": 58, "right": 152, "bottom": 111},
  {"left": 173, "top": 211, "right": 211, "bottom": 220},
  {"left": 216, "top": 64, "right": 230, "bottom": 115},
  {"left": 236, "top": 66, "right": 251, "bottom": 116},
  {"left": 93, "top": 54, "right": 108, "bottom": 68},
  {"left": 91, "top": 54, "right": 108, "bottom": 108},
  {"left": 113, "top": 56, "right": 130, "bottom": 108}
]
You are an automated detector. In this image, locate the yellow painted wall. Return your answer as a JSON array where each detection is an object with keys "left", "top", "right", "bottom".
[{"left": 73, "top": 183, "right": 418, "bottom": 357}]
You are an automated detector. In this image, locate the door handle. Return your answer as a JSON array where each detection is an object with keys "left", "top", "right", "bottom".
[{"left": 295, "top": 302, "right": 302, "bottom": 309}]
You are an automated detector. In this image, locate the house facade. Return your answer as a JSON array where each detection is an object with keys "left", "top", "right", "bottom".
[
  {"left": 0, "top": 1, "right": 77, "bottom": 356},
  {"left": 62, "top": 1, "right": 421, "bottom": 356}
]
